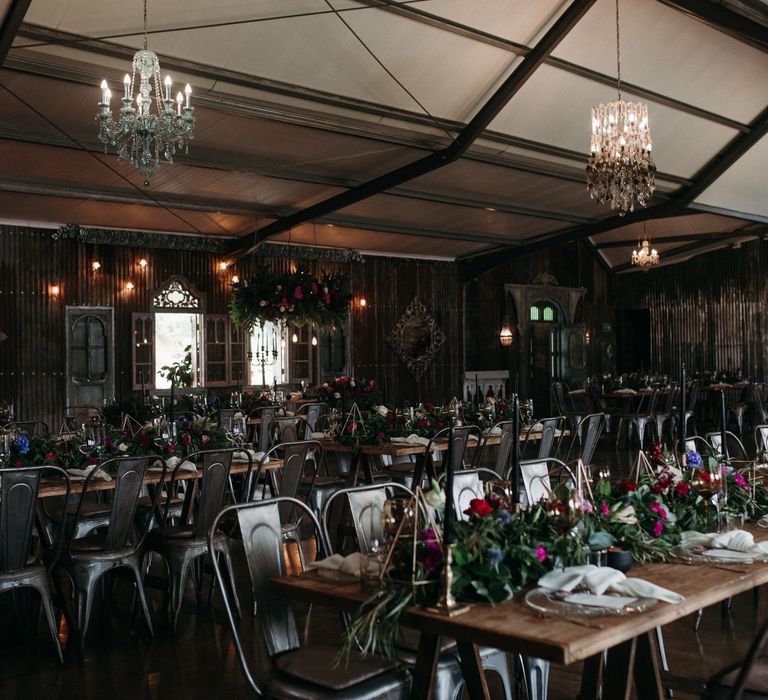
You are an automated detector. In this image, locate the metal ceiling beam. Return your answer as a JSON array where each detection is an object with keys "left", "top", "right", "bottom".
[
  {"left": 657, "top": 0, "right": 768, "bottom": 53},
  {"left": 0, "top": 0, "right": 32, "bottom": 65},
  {"left": 225, "top": 0, "right": 598, "bottom": 261},
  {"left": 594, "top": 227, "right": 762, "bottom": 248},
  {"left": 461, "top": 103, "right": 768, "bottom": 277}
]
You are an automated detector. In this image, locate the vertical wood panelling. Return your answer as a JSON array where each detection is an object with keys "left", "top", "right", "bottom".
[
  {"left": 0, "top": 226, "right": 463, "bottom": 427},
  {"left": 616, "top": 238, "right": 768, "bottom": 377}
]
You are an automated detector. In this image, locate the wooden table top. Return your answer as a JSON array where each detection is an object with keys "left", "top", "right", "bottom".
[
  {"left": 273, "top": 544, "right": 768, "bottom": 666},
  {"left": 37, "top": 457, "right": 279, "bottom": 499},
  {"left": 320, "top": 430, "right": 564, "bottom": 456}
]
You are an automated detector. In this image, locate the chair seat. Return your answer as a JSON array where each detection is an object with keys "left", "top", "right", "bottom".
[
  {"left": 162, "top": 526, "right": 197, "bottom": 539},
  {"left": 397, "top": 627, "right": 456, "bottom": 654},
  {"left": 70, "top": 533, "right": 108, "bottom": 552},
  {"left": 273, "top": 643, "right": 400, "bottom": 692},
  {"left": 706, "top": 658, "right": 768, "bottom": 699},
  {"left": 302, "top": 476, "right": 345, "bottom": 488}
]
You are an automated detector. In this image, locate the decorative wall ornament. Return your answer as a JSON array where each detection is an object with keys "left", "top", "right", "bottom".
[
  {"left": 53, "top": 224, "right": 226, "bottom": 252},
  {"left": 151, "top": 274, "right": 205, "bottom": 312},
  {"left": 256, "top": 242, "right": 364, "bottom": 264},
  {"left": 531, "top": 272, "right": 559, "bottom": 286},
  {"left": 387, "top": 296, "right": 445, "bottom": 380}
]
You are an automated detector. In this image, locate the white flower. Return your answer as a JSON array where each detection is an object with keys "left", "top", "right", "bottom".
[
  {"left": 612, "top": 505, "right": 637, "bottom": 525},
  {"left": 117, "top": 442, "right": 129, "bottom": 452},
  {"left": 277, "top": 285, "right": 282, "bottom": 291},
  {"left": 350, "top": 381, "right": 356, "bottom": 388},
  {"left": 376, "top": 405, "right": 388, "bottom": 417},
  {"left": 322, "top": 382, "right": 329, "bottom": 388},
  {"left": 279, "top": 306, "right": 286, "bottom": 312},
  {"left": 424, "top": 479, "right": 445, "bottom": 513},
  {"left": 334, "top": 392, "right": 341, "bottom": 399},
  {"left": 259, "top": 300, "right": 267, "bottom": 307}
]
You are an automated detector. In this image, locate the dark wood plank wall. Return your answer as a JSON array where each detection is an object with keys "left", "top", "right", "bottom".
[
  {"left": 615, "top": 237, "right": 768, "bottom": 377},
  {"left": 466, "top": 240, "right": 616, "bottom": 379},
  {"left": 0, "top": 225, "right": 462, "bottom": 426}
]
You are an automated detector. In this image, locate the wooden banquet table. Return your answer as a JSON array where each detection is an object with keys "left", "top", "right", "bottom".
[
  {"left": 320, "top": 429, "right": 567, "bottom": 486},
  {"left": 36, "top": 456, "right": 282, "bottom": 499},
  {"left": 273, "top": 529, "right": 768, "bottom": 700}
]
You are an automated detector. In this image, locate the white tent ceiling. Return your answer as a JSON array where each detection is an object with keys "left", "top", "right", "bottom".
[{"left": 0, "top": 0, "right": 766, "bottom": 271}]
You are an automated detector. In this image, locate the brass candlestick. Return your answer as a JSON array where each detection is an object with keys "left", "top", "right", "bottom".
[{"left": 427, "top": 544, "right": 469, "bottom": 617}]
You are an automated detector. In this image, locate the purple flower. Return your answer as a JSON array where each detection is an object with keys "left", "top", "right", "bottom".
[
  {"left": 733, "top": 472, "right": 749, "bottom": 491},
  {"left": 686, "top": 450, "right": 703, "bottom": 468},
  {"left": 486, "top": 546, "right": 504, "bottom": 567}
]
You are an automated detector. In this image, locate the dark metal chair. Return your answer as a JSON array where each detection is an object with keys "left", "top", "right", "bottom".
[
  {"left": 0, "top": 465, "right": 70, "bottom": 662},
  {"left": 682, "top": 380, "right": 700, "bottom": 439},
  {"left": 551, "top": 382, "right": 583, "bottom": 435},
  {"left": 297, "top": 402, "right": 328, "bottom": 434},
  {"left": 521, "top": 416, "right": 565, "bottom": 461},
  {"left": 411, "top": 425, "right": 481, "bottom": 490},
  {"left": 565, "top": 413, "right": 605, "bottom": 468},
  {"left": 725, "top": 386, "right": 749, "bottom": 435},
  {"left": 754, "top": 425, "right": 768, "bottom": 457},
  {"left": 519, "top": 457, "right": 577, "bottom": 506},
  {"left": 143, "top": 449, "right": 239, "bottom": 631},
  {"left": 653, "top": 383, "right": 678, "bottom": 448},
  {"left": 705, "top": 431, "right": 749, "bottom": 461},
  {"left": 58, "top": 456, "right": 156, "bottom": 643},
  {"left": 438, "top": 467, "right": 503, "bottom": 520},
  {"left": 616, "top": 388, "right": 660, "bottom": 448},
  {"left": 253, "top": 405, "right": 279, "bottom": 453},
  {"left": 271, "top": 415, "right": 311, "bottom": 444},
  {"left": 209, "top": 497, "right": 411, "bottom": 699}
]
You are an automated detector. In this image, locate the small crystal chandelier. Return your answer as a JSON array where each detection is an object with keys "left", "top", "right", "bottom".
[
  {"left": 587, "top": 0, "right": 656, "bottom": 216},
  {"left": 631, "top": 237, "right": 659, "bottom": 268},
  {"left": 96, "top": 0, "right": 195, "bottom": 182}
]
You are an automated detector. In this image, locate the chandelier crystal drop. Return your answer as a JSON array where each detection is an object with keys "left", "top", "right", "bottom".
[
  {"left": 631, "top": 238, "right": 659, "bottom": 268},
  {"left": 586, "top": 0, "right": 656, "bottom": 216},
  {"left": 95, "top": 0, "right": 195, "bottom": 181}
]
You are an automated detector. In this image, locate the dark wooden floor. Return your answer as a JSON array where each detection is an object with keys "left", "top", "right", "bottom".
[{"left": 0, "top": 440, "right": 757, "bottom": 699}]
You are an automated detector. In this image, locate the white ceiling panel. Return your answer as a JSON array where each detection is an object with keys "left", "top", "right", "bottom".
[
  {"left": 696, "top": 135, "right": 768, "bottom": 219},
  {"left": 552, "top": 0, "right": 768, "bottom": 124}
]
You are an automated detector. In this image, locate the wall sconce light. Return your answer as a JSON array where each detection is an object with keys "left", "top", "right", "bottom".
[
  {"left": 311, "top": 336, "right": 318, "bottom": 346},
  {"left": 357, "top": 297, "right": 367, "bottom": 309},
  {"left": 231, "top": 275, "right": 240, "bottom": 284},
  {"left": 499, "top": 316, "right": 514, "bottom": 347},
  {"left": 138, "top": 258, "right": 148, "bottom": 270},
  {"left": 585, "top": 329, "right": 591, "bottom": 345},
  {"left": 218, "top": 261, "right": 229, "bottom": 272},
  {"left": 50, "top": 285, "right": 60, "bottom": 297},
  {"left": 291, "top": 332, "right": 298, "bottom": 343},
  {"left": 125, "top": 281, "right": 135, "bottom": 291},
  {"left": 91, "top": 260, "right": 101, "bottom": 272}
]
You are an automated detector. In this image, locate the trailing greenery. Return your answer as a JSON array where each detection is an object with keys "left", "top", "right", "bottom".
[{"left": 229, "top": 265, "right": 351, "bottom": 331}]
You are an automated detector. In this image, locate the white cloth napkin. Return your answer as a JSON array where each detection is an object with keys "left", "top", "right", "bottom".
[
  {"left": 615, "top": 388, "right": 637, "bottom": 394},
  {"left": 390, "top": 434, "right": 430, "bottom": 447},
  {"left": 530, "top": 422, "right": 543, "bottom": 432},
  {"left": 538, "top": 565, "right": 684, "bottom": 604},
  {"left": 307, "top": 553, "right": 380, "bottom": 579},
  {"left": 681, "top": 529, "right": 768, "bottom": 555},
  {"left": 483, "top": 426, "right": 503, "bottom": 437},
  {"left": 67, "top": 465, "right": 112, "bottom": 481},
  {"left": 310, "top": 432, "right": 326, "bottom": 439},
  {"left": 165, "top": 456, "right": 197, "bottom": 473},
  {"left": 233, "top": 449, "right": 265, "bottom": 463}
]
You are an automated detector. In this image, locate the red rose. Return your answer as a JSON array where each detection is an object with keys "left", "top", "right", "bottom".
[
  {"left": 674, "top": 482, "right": 690, "bottom": 496},
  {"left": 181, "top": 433, "right": 191, "bottom": 446},
  {"left": 424, "top": 403, "right": 435, "bottom": 411},
  {"left": 464, "top": 498, "right": 493, "bottom": 517},
  {"left": 45, "top": 452, "right": 56, "bottom": 460},
  {"left": 621, "top": 479, "right": 637, "bottom": 493}
]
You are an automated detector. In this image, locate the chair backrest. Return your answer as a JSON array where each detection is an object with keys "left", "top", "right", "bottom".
[
  {"left": 577, "top": 413, "right": 605, "bottom": 466},
  {"left": 217, "top": 408, "right": 238, "bottom": 431},
  {"left": 524, "top": 416, "right": 564, "bottom": 460},
  {"left": 256, "top": 406, "right": 279, "bottom": 453},
  {"left": 751, "top": 384, "right": 768, "bottom": 424},
  {"left": 440, "top": 467, "right": 502, "bottom": 520},
  {"left": 265, "top": 440, "right": 322, "bottom": 523},
  {"left": 10, "top": 421, "right": 49, "bottom": 437},
  {"left": 687, "top": 380, "right": 700, "bottom": 411},
  {"left": 661, "top": 384, "right": 677, "bottom": 413},
  {"left": 271, "top": 416, "right": 310, "bottom": 444},
  {"left": 644, "top": 387, "right": 660, "bottom": 416},
  {"left": 301, "top": 403, "right": 327, "bottom": 433},
  {"left": 321, "top": 482, "right": 414, "bottom": 555},
  {"left": 209, "top": 498, "right": 328, "bottom": 666},
  {"left": 519, "top": 458, "right": 575, "bottom": 506},
  {"left": 425, "top": 425, "right": 480, "bottom": 476},
  {"left": 755, "top": 425, "right": 768, "bottom": 455},
  {"left": 705, "top": 431, "right": 747, "bottom": 460},
  {"left": 0, "top": 466, "right": 70, "bottom": 573},
  {"left": 551, "top": 383, "right": 567, "bottom": 415}
]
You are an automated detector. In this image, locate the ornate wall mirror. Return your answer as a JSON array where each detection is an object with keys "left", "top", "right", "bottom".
[{"left": 387, "top": 296, "right": 445, "bottom": 380}]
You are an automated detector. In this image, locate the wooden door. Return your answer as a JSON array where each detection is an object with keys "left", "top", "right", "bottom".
[
  {"left": 530, "top": 323, "right": 557, "bottom": 416},
  {"left": 66, "top": 306, "right": 114, "bottom": 410}
]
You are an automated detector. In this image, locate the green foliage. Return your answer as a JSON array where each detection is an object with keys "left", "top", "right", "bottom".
[{"left": 159, "top": 345, "right": 194, "bottom": 388}]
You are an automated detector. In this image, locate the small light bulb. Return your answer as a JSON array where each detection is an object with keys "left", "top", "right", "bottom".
[
  {"left": 184, "top": 83, "right": 192, "bottom": 108},
  {"left": 311, "top": 336, "right": 318, "bottom": 346},
  {"left": 50, "top": 285, "right": 60, "bottom": 296},
  {"left": 291, "top": 333, "right": 298, "bottom": 343},
  {"left": 91, "top": 260, "right": 101, "bottom": 271},
  {"left": 218, "top": 261, "right": 228, "bottom": 271},
  {"left": 359, "top": 298, "right": 367, "bottom": 308},
  {"left": 100, "top": 79, "right": 108, "bottom": 90},
  {"left": 231, "top": 275, "right": 240, "bottom": 284},
  {"left": 125, "top": 281, "right": 135, "bottom": 291},
  {"left": 138, "top": 258, "right": 148, "bottom": 269}
]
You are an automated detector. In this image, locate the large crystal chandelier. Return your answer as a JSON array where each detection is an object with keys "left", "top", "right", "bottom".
[
  {"left": 587, "top": 0, "right": 656, "bottom": 216},
  {"left": 631, "top": 238, "right": 659, "bottom": 268},
  {"left": 96, "top": 0, "right": 195, "bottom": 183}
]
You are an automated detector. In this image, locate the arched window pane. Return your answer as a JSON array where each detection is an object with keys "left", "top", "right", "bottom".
[
  {"left": 543, "top": 306, "right": 555, "bottom": 322},
  {"left": 530, "top": 306, "right": 540, "bottom": 321}
]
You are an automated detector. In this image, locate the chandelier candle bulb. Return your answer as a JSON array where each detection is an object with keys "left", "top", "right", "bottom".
[
  {"left": 123, "top": 74, "right": 131, "bottom": 99},
  {"left": 185, "top": 84, "right": 192, "bottom": 109},
  {"left": 176, "top": 92, "right": 183, "bottom": 116},
  {"left": 164, "top": 75, "right": 171, "bottom": 101}
]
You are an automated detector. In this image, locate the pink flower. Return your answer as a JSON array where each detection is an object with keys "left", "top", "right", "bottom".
[
  {"left": 733, "top": 472, "right": 749, "bottom": 491},
  {"left": 653, "top": 520, "right": 664, "bottom": 537},
  {"left": 167, "top": 443, "right": 175, "bottom": 453},
  {"left": 535, "top": 547, "right": 547, "bottom": 563},
  {"left": 581, "top": 499, "right": 593, "bottom": 514},
  {"left": 376, "top": 431, "right": 385, "bottom": 439},
  {"left": 293, "top": 286, "right": 304, "bottom": 300},
  {"left": 649, "top": 501, "right": 668, "bottom": 521},
  {"left": 201, "top": 434, "right": 210, "bottom": 443},
  {"left": 600, "top": 501, "right": 610, "bottom": 517}
]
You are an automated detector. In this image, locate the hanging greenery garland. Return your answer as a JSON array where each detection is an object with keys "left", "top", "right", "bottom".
[{"left": 229, "top": 265, "right": 352, "bottom": 331}]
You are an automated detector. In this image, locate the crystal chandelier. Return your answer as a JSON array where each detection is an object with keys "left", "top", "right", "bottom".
[
  {"left": 587, "top": 0, "right": 656, "bottom": 215},
  {"left": 631, "top": 238, "right": 659, "bottom": 268},
  {"left": 96, "top": 0, "right": 195, "bottom": 182}
]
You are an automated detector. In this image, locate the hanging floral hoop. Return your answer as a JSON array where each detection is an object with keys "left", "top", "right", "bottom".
[{"left": 229, "top": 265, "right": 352, "bottom": 331}]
